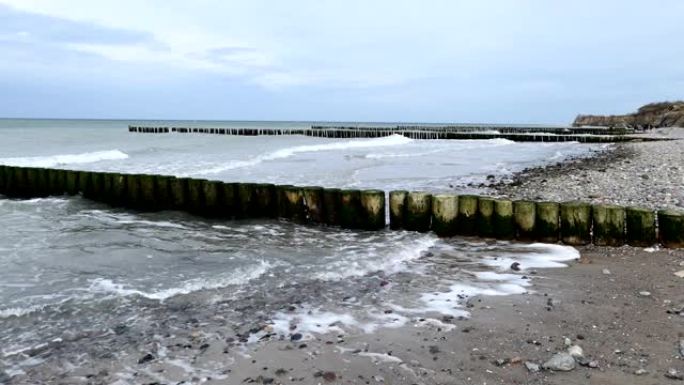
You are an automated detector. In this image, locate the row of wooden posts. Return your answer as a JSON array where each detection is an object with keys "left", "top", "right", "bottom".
[
  {"left": 0, "top": 165, "right": 682, "bottom": 248},
  {"left": 127, "top": 126, "right": 660, "bottom": 143}
]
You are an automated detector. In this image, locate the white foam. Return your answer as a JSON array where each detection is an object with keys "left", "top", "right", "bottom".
[
  {"left": 194, "top": 135, "right": 413, "bottom": 175},
  {"left": 0, "top": 305, "right": 47, "bottom": 319},
  {"left": 87, "top": 260, "right": 272, "bottom": 301},
  {"left": 0, "top": 149, "right": 129, "bottom": 168},
  {"left": 313, "top": 235, "right": 437, "bottom": 281},
  {"left": 481, "top": 243, "right": 580, "bottom": 271}
]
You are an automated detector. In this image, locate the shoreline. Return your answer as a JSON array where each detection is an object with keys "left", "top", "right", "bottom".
[{"left": 487, "top": 128, "right": 684, "bottom": 210}]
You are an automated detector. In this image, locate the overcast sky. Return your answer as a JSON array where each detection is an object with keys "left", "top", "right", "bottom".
[{"left": 0, "top": 0, "right": 682, "bottom": 123}]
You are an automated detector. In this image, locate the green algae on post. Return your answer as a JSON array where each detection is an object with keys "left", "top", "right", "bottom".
[
  {"left": 492, "top": 199, "right": 515, "bottom": 239},
  {"left": 456, "top": 195, "right": 478, "bottom": 236},
  {"left": 513, "top": 200, "right": 536, "bottom": 241},
  {"left": 657, "top": 209, "right": 684, "bottom": 248},
  {"left": 338, "top": 189, "right": 362, "bottom": 229},
  {"left": 405, "top": 192, "right": 432, "bottom": 232},
  {"left": 360, "top": 189, "right": 385, "bottom": 230},
  {"left": 389, "top": 190, "right": 408, "bottom": 230},
  {"left": 431, "top": 194, "right": 458, "bottom": 236},
  {"left": 592, "top": 204, "right": 626, "bottom": 247},
  {"left": 560, "top": 201, "right": 592, "bottom": 245},
  {"left": 625, "top": 207, "right": 656, "bottom": 247},
  {"left": 322, "top": 188, "right": 341, "bottom": 226},
  {"left": 535, "top": 201, "right": 559, "bottom": 243},
  {"left": 476, "top": 197, "right": 495, "bottom": 237},
  {"left": 302, "top": 186, "right": 325, "bottom": 223}
]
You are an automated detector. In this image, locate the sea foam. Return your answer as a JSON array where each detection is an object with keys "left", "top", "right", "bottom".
[{"left": 0, "top": 149, "right": 129, "bottom": 168}]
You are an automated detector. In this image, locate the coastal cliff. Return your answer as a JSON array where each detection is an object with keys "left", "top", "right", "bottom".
[{"left": 573, "top": 101, "right": 684, "bottom": 128}]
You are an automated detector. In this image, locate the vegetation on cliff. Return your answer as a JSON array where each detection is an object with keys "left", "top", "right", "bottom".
[{"left": 573, "top": 101, "right": 684, "bottom": 128}]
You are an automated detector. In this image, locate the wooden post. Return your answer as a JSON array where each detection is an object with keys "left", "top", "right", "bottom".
[
  {"left": 389, "top": 190, "right": 408, "bottom": 230},
  {"left": 322, "top": 188, "right": 341, "bottom": 226},
  {"left": 592, "top": 204, "right": 626, "bottom": 246},
  {"left": 536, "top": 202, "right": 560, "bottom": 243},
  {"left": 405, "top": 192, "right": 432, "bottom": 232},
  {"left": 477, "top": 197, "right": 495, "bottom": 237},
  {"left": 625, "top": 207, "right": 656, "bottom": 247},
  {"left": 493, "top": 199, "right": 515, "bottom": 239},
  {"left": 658, "top": 209, "right": 684, "bottom": 248},
  {"left": 514, "top": 200, "right": 536, "bottom": 241},
  {"left": 360, "top": 189, "right": 385, "bottom": 230},
  {"left": 560, "top": 201, "right": 592, "bottom": 245},
  {"left": 339, "top": 189, "right": 362, "bottom": 229},
  {"left": 302, "top": 186, "right": 325, "bottom": 223},
  {"left": 431, "top": 194, "right": 458, "bottom": 236},
  {"left": 254, "top": 183, "right": 276, "bottom": 218},
  {"left": 456, "top": 195, "right": 478, "bottom": 235},
  {"left": 237, "top": 183, "right": 257, "bottom": 218}
]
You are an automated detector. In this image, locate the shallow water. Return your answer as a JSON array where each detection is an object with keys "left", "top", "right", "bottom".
[{"left": 0, "top": 119, "right": 591, "bottom": 382}]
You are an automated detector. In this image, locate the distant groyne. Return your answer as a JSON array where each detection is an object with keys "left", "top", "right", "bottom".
[
  {"left": 126, "top": 125, "right": 667, "bottom": 143},
  {"left": 1, "top": 165, "right": 682, "bottom": 249}
]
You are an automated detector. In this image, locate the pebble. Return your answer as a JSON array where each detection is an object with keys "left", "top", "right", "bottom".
[
  {"left": 602, "top": 269, "right": 611, "bottom": 275},
  {"left": 639, "top": 291, "right": 651, "bottom": 297},
  {"left": 510, "top": 262, "right": 521, "bottom": 271},
  {"left": 634, "top": 369, "right": 648, "bottom": 375},
  {"left": 665, "top": 368, "right": 683, "bottom": 380},
  {"left": 525, "top": 361, "right": 541, "bottom": 373},
  {"left": 567, "top": 345, "right": 583, "bottom": 358},
  {"left": 542, "top": 352, "right": 576, "bottom": 372}
]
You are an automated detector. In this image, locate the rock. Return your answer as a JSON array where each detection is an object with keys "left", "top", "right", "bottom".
[
  {"left": 639, "top": 291, "right": 651, "bottom": 297},
  {"left": 675, "top": 270, "right": 684, "bottom": 278},
  {"left": 543, "top": 352, "right": 576, "bottom": 372},
  {"left": 634, "top": 369, "right": 648, "bottom": 375},
  {"left": 602, "top": 269, "right": 611, "bottom": 275},
  {"left": 525, "top": 361, "right": 541, "bottom": 373},
  {"left": 137, "top": 353, "right": 155, "bottom": 364},
  {"left": 567, "top": 345, "right": 584, "bottom": 358},
  {"left": 665, "top": 368, "right": 683, "bottom": 380},
  {"left": 510, "top": 262, "right": 521, "bottom": 271},
  {"left": 493, "top": 358, "right": 509, "bottom": 367},
  {"left": 290, "top": 333, "right": 303, "bottom": 341}
]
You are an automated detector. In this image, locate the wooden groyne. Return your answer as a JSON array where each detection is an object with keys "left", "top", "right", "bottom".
[
  {"left": 1, "top": 165, "right": 682, "bottom": 248},
  {"left": 127, "top": 125, "right": 666, "bottom": 143}
]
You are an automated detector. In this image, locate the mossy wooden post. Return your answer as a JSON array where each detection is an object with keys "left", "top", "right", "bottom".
[
  {"left": 154, "top": 175, "right": 173, "bottom": 210},
  {"left": 285, "top": 186, "right": 306, "bottom": 223},
  {"left": 625, "top": 207, "right": 656, "bottom": 247},
  {"left": 2, "top": 166, "right": 15, "bottom": 197},
  {"left": 477, "top": 197, "right": 495, "bottom": 237},
  {"left": 360, "top": 189, "right": 385, "bottom": 230},
  {"left": 514, "top": 200, "right": 536, "bottom": 241},
  {"left": 405, "top": 192, "right": 432, "bottom": 232},
  {"left": 560, "top": 201, "right": 592, "bottom": 245},
  {"left": 277, "top": 185, "right": 295, "bottom": 219},
  {"left": 657, "top": 210, "right": 684, "bottom": 248},
  {"left": 536, "top": 202, "right": 560, "bottom": 243},
  {"left": 221, "top": 182, "right": 238, "bottom": 218},
  {"left": 110, "top": 173, "right": 126, "bottom": 206},
  {"left": 493, "top": 199, "right": 515, "bottom": 239},
  {"left": 35, "top": 168, "right": 50, "bottom": 197},
  {"left": 77, "top": 171, "right": 91, "bottom": 197},
  {"left": 169, "top": 177, "right": 188, "bottom": 211},
  {"left": 47, "top": 168, "right": 64, "bottom": 195},
  {"left": 431, "top": 194, "right": 458, "bottom": 236},
  {"left": 102, "top": 173, "right": 115, "bottom": 203},
  {"left": 186, "top": 178, "right": 205, "bottom": 215},
  {"left": 339, "top": 189, "right": 362, "bottom": 229},
  {"left": 65, "top": 170, "right": 79, "bottom": 196},
  {"left": 322, "top": 188, "right": 341, "bottom": 226},
  {"left": 254, "top": 183, "right": 276, "bottom": 218},
  {"left": 0, "top": 166, "right": 7, "bottom": 196},
  {"left": 138, "top": 174, "right": 157, "bottom": 211},
  {"left": 389, "top": 190, "right": 408, "bottom": 230},
  {"left": 202, "top": 180, "right": 222, "bottom": 217},
  {"left": 237, "top": 183, "right": 257, "bottom": 219},
  {"left": 125, "top": 174, "right": 142, "bottom": 209},
  {"left": 88, "top": 172, "right": 105, "bottom": 201},
  {"left": 456, "top": 195, "right": 478, "bottom": 236},
  {"left": 592, "top": 204, "right": 626, "bottom": 246},
  {"left": 13, "top": 167, "right": 29, "bottom": 197},
  {"left": 302, "top": 186, "right": 325, "bottom": 223}
]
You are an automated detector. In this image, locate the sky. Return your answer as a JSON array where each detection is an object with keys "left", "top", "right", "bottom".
[{"left": 0, "top": 0, "right": 682, "bottom": 123}]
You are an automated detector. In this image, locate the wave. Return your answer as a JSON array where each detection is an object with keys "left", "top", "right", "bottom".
[
  {"left": 87, "top": 260, "right": 272, "bottom": 301},
  {"left": 194, "top": 135, "right": 413, "bottom": 175},
  {"left": 0, "top": 150, "right": 129, "bottom": 168}
]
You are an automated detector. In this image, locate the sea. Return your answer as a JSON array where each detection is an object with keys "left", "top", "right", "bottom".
[{"left": 0, "top": 119, "right": 600, "bottom": 382}]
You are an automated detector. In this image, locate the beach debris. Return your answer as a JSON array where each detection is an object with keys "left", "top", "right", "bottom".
[
  {"left": 525, "top": 361, "right": 541, "bottom": 373},
  {"left": 679, "top": 340, "right": 684, "bottom": 357},
  {"left": 313, "top": 371, "right": 337, "bottom": 382},
  {"left": 493, "top": 358, "right": 509, "bottom": 366},
  {"left": 665, "top": 368, "right": 683, "bottom": 380},
  {"left": 542, "top": 352, "right": 576, "bottom": 371}
]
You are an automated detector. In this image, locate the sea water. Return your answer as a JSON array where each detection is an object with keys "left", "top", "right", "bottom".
[{"left": 0, "top": 119, "right": 595, "bottom": 381}]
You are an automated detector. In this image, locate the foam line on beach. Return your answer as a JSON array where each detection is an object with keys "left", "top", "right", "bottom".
[{"left": 0, "top": 150, "right": 128, "bottom": 168}]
